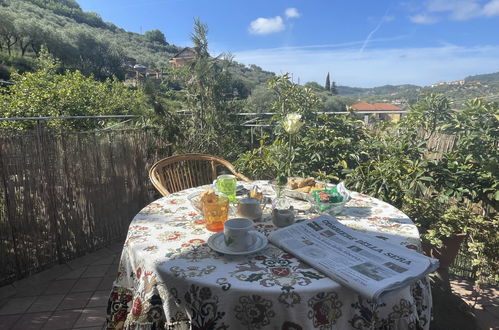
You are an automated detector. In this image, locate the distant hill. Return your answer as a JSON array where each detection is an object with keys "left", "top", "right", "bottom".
[
  {"left": 337, "top": 84, "right": 421, "bottom": 97},
  {"left": 337, "top": 74, "right": 499, "bottom": 109},
  {"left": 464, "top": 71, "right": 499, "bottom": 83}
]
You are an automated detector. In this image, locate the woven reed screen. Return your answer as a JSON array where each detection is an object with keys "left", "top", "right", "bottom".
[{"left": 0, "top": 128, "right": 170, "bottom": 285}]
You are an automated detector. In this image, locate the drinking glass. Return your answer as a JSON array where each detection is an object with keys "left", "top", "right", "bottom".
[
  {"left": 203, "top": 195, "right": 229, "bottom": 232},
  {"left": 250, "top": 185, "right": 264, "bottom": 201},
  {"left": 215, "top": 174, "right": 237, "bottom": 202}
]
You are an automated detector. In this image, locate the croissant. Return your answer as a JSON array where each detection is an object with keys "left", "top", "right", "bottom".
[
  {"left": 297, "top": 178, "right": 309, "bottom": 188},
  {"left": 295, "top": 186, "right": 312, "bottom": 193}
]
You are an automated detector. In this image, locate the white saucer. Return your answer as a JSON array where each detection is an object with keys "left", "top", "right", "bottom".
[{"left": 207, "top": 231, "right": 268, "bottom": 255}]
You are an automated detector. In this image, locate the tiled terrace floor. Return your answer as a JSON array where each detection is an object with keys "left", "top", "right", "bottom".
[
  {"left": 0, "top": 243, "right": 122, "bottom": 330},
  {"left": 0, "top": 243, "right": 497, "bottom": 330}
]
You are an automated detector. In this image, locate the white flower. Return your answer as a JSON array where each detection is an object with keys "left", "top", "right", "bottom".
[{"left": 283, "top": 113, "right": 303, "bottom": 134}]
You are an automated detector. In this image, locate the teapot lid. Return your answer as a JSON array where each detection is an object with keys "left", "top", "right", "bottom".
[{"left": 239, "top": 197, "right": 259, "bottom": 204}]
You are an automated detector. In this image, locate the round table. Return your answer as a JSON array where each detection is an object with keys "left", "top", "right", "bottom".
[{"left": 107, "top": 181, "right": 432, "bottom": 330}]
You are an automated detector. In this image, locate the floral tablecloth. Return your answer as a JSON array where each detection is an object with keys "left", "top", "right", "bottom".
[{"left": 107, "top": 181, "right": 432, "bottom": 330}]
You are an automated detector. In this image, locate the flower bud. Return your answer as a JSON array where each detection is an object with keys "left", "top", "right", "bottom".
[{"left": 283, "top": 113, "right": 303, "bottom": 134}]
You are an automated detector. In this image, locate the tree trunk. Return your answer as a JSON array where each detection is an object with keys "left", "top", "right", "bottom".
[
  {"left": 6, "top": 35, "right": 17, "bottom": 56},
  {"left": 20, "top": 40, "right": 29, "bottom": 56}
]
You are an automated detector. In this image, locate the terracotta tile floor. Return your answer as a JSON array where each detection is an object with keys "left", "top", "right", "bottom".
[
  {"left": 0, "top": 243, "right": 122, "bottom": 330},
  {"left": 0, "top": 243, "right": 497, "bottom": 329}
]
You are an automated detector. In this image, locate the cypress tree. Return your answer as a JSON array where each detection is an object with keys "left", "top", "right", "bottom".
[
  {"left": 325, "top": 73, "right": 330, "bottom": 91},
  {"left": 331, "top": 81, "right": 338, "bottom": 95}
]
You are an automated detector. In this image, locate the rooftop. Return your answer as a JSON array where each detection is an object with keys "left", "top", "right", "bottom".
[{"left": 351, "top": 102, "right": 402, "bottom": 111}]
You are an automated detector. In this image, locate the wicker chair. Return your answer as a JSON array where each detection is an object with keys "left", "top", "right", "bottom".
[{"left": 149, "top": 153, "right": 250, "bottom": 196}]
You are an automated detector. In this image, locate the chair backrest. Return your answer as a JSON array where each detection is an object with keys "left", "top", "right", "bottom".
[{"left": 149, "top": 153, "right": 250, "bottom": 196}]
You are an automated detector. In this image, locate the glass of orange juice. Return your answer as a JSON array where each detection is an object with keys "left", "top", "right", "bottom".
[{"left": 203, "top": 195, "right": 229, "bottom": 232}]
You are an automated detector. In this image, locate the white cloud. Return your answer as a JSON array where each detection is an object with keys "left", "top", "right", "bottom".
[
  {"left": 483, "top": 0, "right": 499, "bottom": 16},
  {"left": 411, "top": 0, "right": 499, "bottom": 23},
  {"left": 233, "top": 44, "right": 499, "bottom": 87},
  {"left": 285, "top": 8, "right": 300, "bottom": 19},
  {"left": 248, "top": 16, "right": 285, "bottom": 35},
  {"left": 410, "top": 13, "right": 439, "bottom": 24},
  {"left": 427, "top": 0, "right": 482, "bottom": 20}
]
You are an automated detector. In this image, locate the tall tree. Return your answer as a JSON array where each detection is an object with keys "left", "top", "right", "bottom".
[
  {"left": 187, "top": 18, "right": 210, "bottom": 130},
  {"left": 331, "top": 81, "right": 338, "bottom": 95},
  {"left": 182, "top": 18, "right": 245, "bottom": 156},
  {"left": 325, "top": 72, "right": 330, "bottom": 91},
  {"left": 0, "top": 11, "right": 18, "bottom": 55},
  {"left": 69, "top": 30, "right": 126, "bottom": 80}
]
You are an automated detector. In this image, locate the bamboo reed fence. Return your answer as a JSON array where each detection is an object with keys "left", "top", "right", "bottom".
[
  {"left": 419, "top": 131, "right": 458, "bottom": 159},
  {"left": 0, "top": 127, "right": 171, "bottom": 285}
]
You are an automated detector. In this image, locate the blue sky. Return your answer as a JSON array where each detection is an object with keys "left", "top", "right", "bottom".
[{"left": 79, "top": 0, "right": 499, "bottom": 87}]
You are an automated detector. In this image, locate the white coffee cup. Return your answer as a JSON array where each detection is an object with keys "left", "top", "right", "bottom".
[
  {"left": 223, "top": 218, "right": 256, "bottom": 252},
  {"left": 237, "top": 198, "right": 263, "bottom": 221}
]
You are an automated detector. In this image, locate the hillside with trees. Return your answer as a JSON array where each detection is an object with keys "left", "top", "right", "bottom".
[
  {"left": 334, "top": 73, "right": 499, "bottom": 109},
  {"left": 0, "top": 0, "right": 275, "bottom": 87},
  {"left": 0, "top": 0, "right": 184, "bottom": 79},
  {"left": 465, "top": 71, "right": 499, "bottom": 83}
]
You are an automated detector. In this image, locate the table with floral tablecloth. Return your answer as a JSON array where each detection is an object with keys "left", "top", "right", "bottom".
[{"left": 107, "top": 180, "right": 432, "bottom": 330}]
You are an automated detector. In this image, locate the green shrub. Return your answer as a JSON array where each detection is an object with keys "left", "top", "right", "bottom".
[
  {"left": 0, "top": 66, "right": 149, "bottom": 130},
  {"left": 344, "top": 129, "right": 432, "bottom": 208}
]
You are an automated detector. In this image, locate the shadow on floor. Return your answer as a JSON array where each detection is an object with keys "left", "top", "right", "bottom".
[{"left": 431, "top": 270, "right": 498, "bottom": 330}]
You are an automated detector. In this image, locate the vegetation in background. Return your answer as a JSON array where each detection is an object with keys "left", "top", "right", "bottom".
[
  {"left": 144, "top": 29, "right": 168, "bottom": 46},
  {"left": 405, "top": 93, "right": 452, "bottom": 133},
  {"left": 236, "top": 74, "right": 368, "bottom": 181},
  {"left": 325, "top": 73, "right": 330, "bottom": 91},
  {"left": 0, "top": 49, "right": 149, "bottom": 130},
  {"left": 173, "top": 19, "right": 248, "bottom": 159},
  {"left": 0, "top": 0, "right": 180, "bottom": 73}
]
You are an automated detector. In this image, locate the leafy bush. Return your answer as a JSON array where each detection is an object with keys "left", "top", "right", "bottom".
[
  {"left": 234, "top": 136, "right": 286, "bottom": 180},
  {"left": 404, "top": 196, "right": 498, "bottom": 284},
  {"left": 403, "top": 93, "right": 452, "bottom": 133},
  {"left": 432, "top": 98, "right": 499, "bottom": 210},
  {"left": 345, "top": 128, "right": 432, "bottom": 208},
  {"left": 403, "top": 197, "right": 472, "bottom": 247},
  {"left": 296, "top": 114, "right": 367, "bottom": 182},
  {"left": 0, "top": 60, "right": 149, "bottom": 130},
  {"left": 236, "top": 74, "right": 368, "bottom": 182},
  {"left": 466, "top": 214, "right": 499, "bottom": 283}
]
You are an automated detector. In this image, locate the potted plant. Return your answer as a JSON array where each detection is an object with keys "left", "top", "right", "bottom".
[{"left": 403, "top": 195, "right": 471, "bottom": 269}]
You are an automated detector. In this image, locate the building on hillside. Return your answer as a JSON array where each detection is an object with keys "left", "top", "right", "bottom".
[
  {"left": 169, "top": 47, "right": 196, "bottom": 67},
  {"left": 430, "top": 79, "right": 465, "bottom": 88},
  {"left": 350, "top": 102, "right": 404, "bottom": 123},
  {"left": 124, "top": 56, "right": 137, "bottom": 68}
]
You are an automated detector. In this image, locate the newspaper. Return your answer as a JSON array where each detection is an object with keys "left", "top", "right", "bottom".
[{"left": 268, "top": 215, "right": 439, "bottom": 302}]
